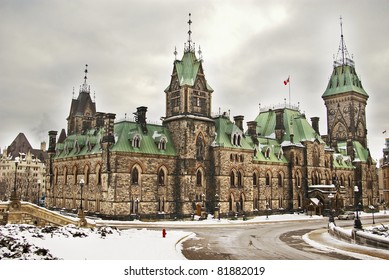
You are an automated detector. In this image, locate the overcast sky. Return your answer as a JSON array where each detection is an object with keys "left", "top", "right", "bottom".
[{"left": 1, "top": 0, "right": 388, "bottom": 162}]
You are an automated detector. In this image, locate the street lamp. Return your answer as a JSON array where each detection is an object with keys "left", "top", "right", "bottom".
[
  {"left": 354, "top": 186, "right": 362, "bottom": 230},
  {"left": 79, "top": 179, "right": 85, "bottom": 211},
  {"left": 37, "top": 179, "right": 41, "bottom": 206},
  {"left": 369, "top": 205, "right": 375, "bottom": 225},
  {"left": 11, "top": 161, "right": 19, "bottom": 200},
  {"left": 328, "top": 192, "right": 335, "bottom": 224}
]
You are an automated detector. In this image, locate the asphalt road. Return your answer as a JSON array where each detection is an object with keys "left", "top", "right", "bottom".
[{"left": 181, "top": 216, "right": 389, "bottom": 260}]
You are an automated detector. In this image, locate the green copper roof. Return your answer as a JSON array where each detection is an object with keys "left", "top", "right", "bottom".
[
  {"left": 253, "top": 107, "right": 324, "bottom": 144},
  {"left": 213, "top": 116, "right": 287, "bottom": 163},
  {"left": 322, "top": 65, "right": 368, "bottom": 98},
  {"left": 111, "top": 121, "right": 176, "bottom": 156},
  {"left": 55, "top": 121, "right": 176, "bottom": 159},
  {"left": 213, "top": 116, "right": 252, "bottom": 150},
  {"left": 167, "top": 51, "right": 213, "bottom": 92}
]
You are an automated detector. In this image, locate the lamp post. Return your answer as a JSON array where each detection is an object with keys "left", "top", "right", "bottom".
[
  {"left": 37, "top": 179, "right": 41, "bottom": 206},
  {"left": 11, "top": 161, "right": 19, "bottom": 200},
  {"left": 354, "top": 186, "right": 362, "bottom": 230},
  {"left": 328, "top": 192, "right": 335, "bottom": 224},
  {"left": 79, "top": 179, "right": 84, "bottom": 211},
  {"left": 369, "top": 205, "right": 375, "bottom": 225}
]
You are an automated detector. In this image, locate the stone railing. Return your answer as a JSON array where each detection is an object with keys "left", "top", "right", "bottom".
[
  {"left": 1, "top": 201, "right": 94, "bottom": 228},
  {"left": 328, "top": 222, "right": 389, "bottom": 250}
]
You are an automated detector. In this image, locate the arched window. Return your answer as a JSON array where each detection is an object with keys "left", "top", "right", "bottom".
[
  {"left": 237, "top": 171, "right": 242, "bottom": 187},
  {"left": 158, "top": 169, "right": 165, "bottom": 186},
  {"left": 196, "top": 134, "right": 204, "bottom": 160},
  {"left": 237, "top": 135, "right": 241, "bottom": 146},
  {"left": 96, "top": 165, "right": 102, "bottom": 185},
  {"left": 196, "top": 170, "right": 202, "bottom": 186},
  {"left": 131, "top": 168, "right": 139, "bottom": 185},
  {"left": 230, "top": 171, "right": 235, "bottom": 187},
  {"left": 278, "top": 173, "right": 283, "bottom": 187},
  {"left": 296, "top": 171, "right": 301, "bottom": 188},
  {"left": 233, "top": 134, "right": 237, "bottom": 145},
  {"left": 158, "top": 138, "right": 167, "bottom": 150},
  {"left": 313, "top": 147, "right": 320, "bottom": 166},
  {"left": 253, "top": 173, "right": 257, "bottom": 186},
  {"left": 132, "top": 135, "right": 141, "bottom": 148},
  {"left": 266, "top": 172, "right": 271, "bottom": 186}
]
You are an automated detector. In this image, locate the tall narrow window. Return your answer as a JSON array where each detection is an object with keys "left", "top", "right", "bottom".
[
  {"left": 253, "top": 173, "right": 257, "bottom": 186},
  {"left": 196, "top": 170, "right": 202, "bottom": 186},
  {"left": 158, "top": 169, "right": 165, "bottom": 186},
  {"left": 237, "top": 171, "right": 242, "bottom": 187},
  {"left": 131, "top": 168, "right": 139, "bottom": 185},
  {"left": 278, "top": 173, "right": 283, "bottom": 187},
  {"left": 196, "top": 134, "right": 204, "bottom": 160},
  {"left": 266, "top": 173, "right": 270, "bottom": 186},
  {"left": 230, "top": 171, "right": 235, "bottom": 187}
]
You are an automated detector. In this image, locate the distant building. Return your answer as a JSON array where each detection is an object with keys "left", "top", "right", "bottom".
[
  {"left": 0, "top": 133, "right": 47, "bottom": 204},
  {"left": 46, "top": 16, "right": 378, "bottom": 219},
  {"left": 380, "top": 138, "right": 389, "bottom": 205}
]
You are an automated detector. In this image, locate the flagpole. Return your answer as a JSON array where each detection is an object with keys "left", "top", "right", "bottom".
[{"left": 288, "top": 75, "right": 291, "bottom": 107}]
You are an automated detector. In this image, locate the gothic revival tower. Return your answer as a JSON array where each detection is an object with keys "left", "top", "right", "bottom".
[
  {"left": 322, "top": 19, "right": 377, "bottom": 208},
  {"left": 322, "top": 19, "right": 369, "bottom": 150},
  {"left": 163, "top": 14, "right": 215, "bottom": 214},
  {"left": 66, "top": 65, "right": 97, "bottom": 135}
]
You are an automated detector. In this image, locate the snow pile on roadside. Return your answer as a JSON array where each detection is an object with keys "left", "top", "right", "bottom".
[{"left": 0, "top": 224, "right": 191, "bottom": 260}]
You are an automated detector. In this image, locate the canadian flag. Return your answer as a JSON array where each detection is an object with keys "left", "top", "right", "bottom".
[{"left": 284, "top": 76, "right": 290, "bottom": 85}]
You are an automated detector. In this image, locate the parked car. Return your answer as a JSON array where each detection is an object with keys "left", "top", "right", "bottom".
[{"left": 338, "top": 211, "right": 355, "bottom": 220}]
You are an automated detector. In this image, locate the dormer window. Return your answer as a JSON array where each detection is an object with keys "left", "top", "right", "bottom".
[
  {"left": 131, "top": 134, "right": 141, "bottom": 148},
  {"left": 158, "top": 137, "right": 167, "bottom": 150},
  {"left": 264, "top": 147, "right": 271, "bottom": 159},
  {"left": 232, "top": 133, "right": 242, "bottom": 146}
]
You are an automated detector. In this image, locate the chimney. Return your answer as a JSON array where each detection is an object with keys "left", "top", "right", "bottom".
[
  {"left": 275, "top": 109, "right": 285, "bottom": 142},
  {"left": 47, "top": 131, "right": 57, "bottom": 155},
  {"left": 134, "top": 106, "right": 148, "bottom": 134},
  {"left": 311, "top": 117, "right": 320, "bottom": 135},
  {"left": 40, "top": 142, "right": 46, "bottom": 152},
  {"left": 95, "top": 112, "right": 105, "bottom": 128},
  {"left": 102, "top": 113, "right": 116, "bottom": 143},
  {"left": 233, "top": 115, "right": 244, "bottom": 131},
  {"left": 246, "top": 121, "right": 257, "bottom": 136}
]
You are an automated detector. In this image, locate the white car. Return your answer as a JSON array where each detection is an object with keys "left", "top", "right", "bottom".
[{"left": 338, "top": 211, "right": 355, "bottom": 220}]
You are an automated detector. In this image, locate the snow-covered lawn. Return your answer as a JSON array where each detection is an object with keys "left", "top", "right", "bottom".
[{"left": 0, "top": 224, "right": 191, "bottom": 260}]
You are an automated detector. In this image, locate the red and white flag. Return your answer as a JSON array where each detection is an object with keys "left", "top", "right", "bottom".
[{"left": 283, "top": 76, "right": 290, "bottom": 85}]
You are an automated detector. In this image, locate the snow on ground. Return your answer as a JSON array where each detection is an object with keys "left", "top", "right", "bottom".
[
  {"left": 0, "top": 211, "right": 387, "bottom": 260},
  {"left": 0, "top": 224, "right": 191, "bottom": 260}
]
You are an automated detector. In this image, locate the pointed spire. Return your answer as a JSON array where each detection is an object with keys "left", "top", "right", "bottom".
[
  {"left": 334, "top": 16, "right": 354, "bottom": 67},
  {"left": 184, "top": 13, "right": 195, "bottom": 53},
  {"left": 80, "top": 64, "right": 90, "bottom": 93}
]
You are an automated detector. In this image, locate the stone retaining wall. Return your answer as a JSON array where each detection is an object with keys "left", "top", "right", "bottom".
[{"left": 328, "top": 223, "right": 389, "bottom": 250}]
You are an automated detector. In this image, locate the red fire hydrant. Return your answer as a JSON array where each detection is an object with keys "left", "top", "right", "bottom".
[{"left": 162, "top": 228, "right": 167, "bottom": 238}]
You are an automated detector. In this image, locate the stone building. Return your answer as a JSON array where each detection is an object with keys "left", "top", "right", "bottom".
[
  {"left": 380, "top": 138, "right": 389, "bottom": 204},
  {"left": 45, "top": 17, "right": 378, "bottom": 219},
  {"left": 0, "top": 133, "right": 47, "bottom": 204}
]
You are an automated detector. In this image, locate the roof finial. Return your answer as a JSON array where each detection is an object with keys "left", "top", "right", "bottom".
[
  {"left": 334, "top": 16, "right": 354, "bottom": 67},
  {"left": 80, "top": 64, "right": 90, "bottom": 93},
  {"left": 198, "top": 45, "right": 203, "bottom": 61},
  {"left": 185, "top": 13, "right": 195, "bottom": 52},
  {"left": 174, "top": 46, "right": 177, "bottom": 60},
  {"left": 84, "top": 64, "right": 88, "bottom": 84}
]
